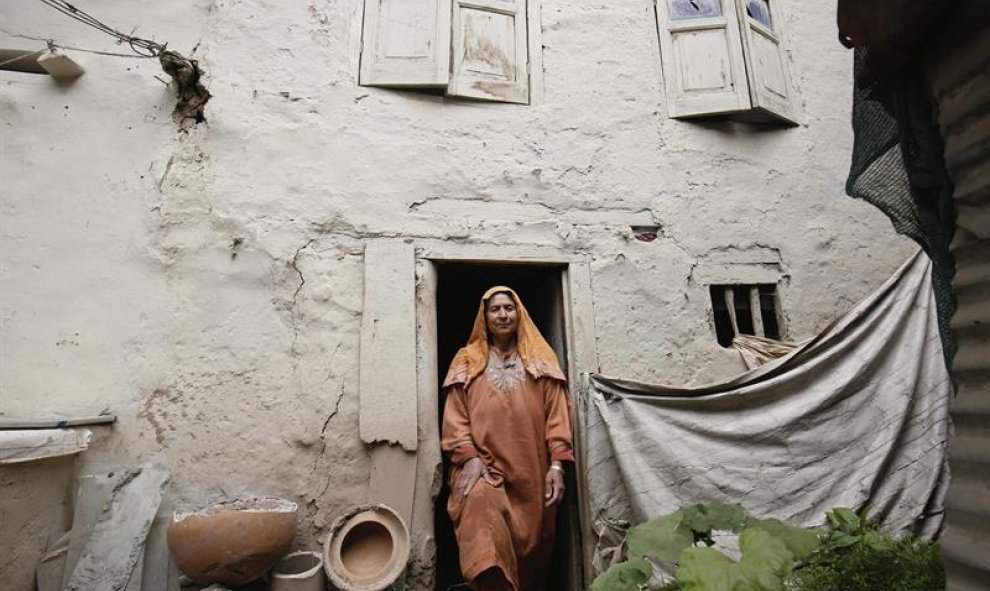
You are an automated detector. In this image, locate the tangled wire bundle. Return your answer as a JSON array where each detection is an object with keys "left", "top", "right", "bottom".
[{"left": 38, "top": 0, "right": 212, "bottom": 125}]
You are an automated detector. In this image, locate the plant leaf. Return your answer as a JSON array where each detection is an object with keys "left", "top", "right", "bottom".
[
  {"left": 589, "top": 557, "right": 653, "bottom": 591},
  {"left": 862, "top": 530, "right": 888, "bottom": 551},
  {"left": 628, "top": 510, "right": 694, "bottom": 566},
  {"left": 830, "top": 532, "right": 861, "bottom": 548},
  {"left": 858, "top": 506, "right": 871, "bottom": 526},
  {"left": 676, "top": 547, "right": 743, "bottom": 591},
  {"left": 826, "top": 508, "right": 861, "bottom": 533},
  {"left": 747, "top": 518, "right": 820, "bottom": 560},
  {"left": 738, "top": 528, "right": 794, "bottom": 590},
  {"left": 681, "top": 503, "right": 748, "bottom": 533},
  {"left": 675, "top": 528, "right": 799, "bottom": 591}
]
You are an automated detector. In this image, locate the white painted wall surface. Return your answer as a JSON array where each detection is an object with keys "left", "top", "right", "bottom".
[{"left": 1, "top": 0, "right": 915, "bottom": 587}]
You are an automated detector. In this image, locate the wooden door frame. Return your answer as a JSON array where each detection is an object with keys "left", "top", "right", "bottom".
[{"left": 411, "top": 243, "right": 599, "bottom": 588}]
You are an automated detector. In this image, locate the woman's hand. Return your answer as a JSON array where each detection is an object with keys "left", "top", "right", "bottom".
[
  {"left": 457, "top": 456, "right": 495, "bottom": 497},
  {"left": 545, "top": 463, "right": 565, "bottom": 507}
]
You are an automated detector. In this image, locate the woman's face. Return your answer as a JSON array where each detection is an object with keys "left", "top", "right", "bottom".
[{"left": 485, "top": 293, "right": 519, "bottom": 341}]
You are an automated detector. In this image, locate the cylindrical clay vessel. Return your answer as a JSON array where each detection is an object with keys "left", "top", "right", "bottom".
[{"left": 271, "top": 550, "right": 326, "bottom": 591}]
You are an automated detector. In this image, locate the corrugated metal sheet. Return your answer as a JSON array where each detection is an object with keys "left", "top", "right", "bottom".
[
  {"left": 942, "top": 242, "right": 990, "bottom": 591},
  {"left": 931, "top": 11, "right": 990, "bottom": 591}
]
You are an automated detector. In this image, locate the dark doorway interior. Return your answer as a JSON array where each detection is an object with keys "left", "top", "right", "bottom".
[{"left": 433, "top": 262, "right": 582, "bottom": 591}]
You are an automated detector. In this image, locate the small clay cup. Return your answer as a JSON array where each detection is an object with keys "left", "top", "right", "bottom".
[
  {"left": 167, "top": 497, "right": 298, "bottom": 586},
  {"left": 271, "top": 550, "right": 326, "bottom": 591}
]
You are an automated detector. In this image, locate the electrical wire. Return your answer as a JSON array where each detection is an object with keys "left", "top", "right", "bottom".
[
  {"left": 52, "top": 43, "right": 154, "bottom": 58},
  {"left": 36, "top": 0, "right": 165, "bottom": 57},
  {"left": 0, "top": 29, "right": 155, "bottom": 59}
]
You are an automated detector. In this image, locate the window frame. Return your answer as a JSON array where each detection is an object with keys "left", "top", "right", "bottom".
[
  {"left": 358, "top": 0, "right": 544, "bottom": 105},
  {"left": 652, "top": 0, "right": 798, "bottom": 124}
]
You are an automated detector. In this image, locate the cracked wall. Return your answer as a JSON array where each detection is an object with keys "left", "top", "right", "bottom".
[{"left": 0, "top": 0, "right": 916, "bottom": 587}]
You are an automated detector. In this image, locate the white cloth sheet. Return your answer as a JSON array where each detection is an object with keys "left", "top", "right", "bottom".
[
  {"left": 582, "top": 252, "right": 951, "bottom": 574},
  {"left": 0, "top": 428, "right": 92, "bottom": 464}
]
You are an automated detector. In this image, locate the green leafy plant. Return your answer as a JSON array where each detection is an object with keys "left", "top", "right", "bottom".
[
  {"left": 787, "top": 507, "right": 945, "bottom": 591},
  {"left": 591, "top": 557, "right": 654, "bottom": 591},
  {"left": 590, "top": 503, "right": 818, "bottom": 591}
]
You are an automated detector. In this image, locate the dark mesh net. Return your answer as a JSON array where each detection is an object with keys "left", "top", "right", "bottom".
[{"left": 846, "top": 49, "right": 957, "bottom": 364}]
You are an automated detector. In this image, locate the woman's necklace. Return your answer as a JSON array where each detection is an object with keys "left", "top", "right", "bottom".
[{"left": 486, "top": 348, "right": 523, "bottom": 393}]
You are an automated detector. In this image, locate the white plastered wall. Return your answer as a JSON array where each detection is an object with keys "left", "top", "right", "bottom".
[{"left": 0, "top": 0, "right": 915, "bottom": 588}]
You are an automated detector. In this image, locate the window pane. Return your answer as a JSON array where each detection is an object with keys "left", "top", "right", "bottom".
[
  {"left": 668, "top": 0, "right": 722, "bottom": 20},
  {"left": 745, "top": 0, "right": 772, "bottom": 28}
]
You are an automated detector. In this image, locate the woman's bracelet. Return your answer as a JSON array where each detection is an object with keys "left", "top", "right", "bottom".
[{"left": 550, "top": 462, "right": 564, "bottom": 472}]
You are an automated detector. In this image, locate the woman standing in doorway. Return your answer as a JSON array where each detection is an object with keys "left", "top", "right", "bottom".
[{"left": 441, "top": 286, "right": 574, "bottom": 591}]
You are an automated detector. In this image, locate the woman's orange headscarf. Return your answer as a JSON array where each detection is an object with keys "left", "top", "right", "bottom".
[{"left": 443, "top": 286, "right": 566, "bottom": 388}]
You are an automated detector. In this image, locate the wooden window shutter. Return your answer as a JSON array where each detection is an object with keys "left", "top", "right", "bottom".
[
  {"left": 655, "top": 0, "right": 751, "bottom": 118},
  {"left": 736, "top": 0, "right": 797, "bottom": 124},
  {"left": 447, "top": 0, "right": 530, "bottom": 104},
  {"left": 359, "top": 0, "right": 452, "bottom": 87}
]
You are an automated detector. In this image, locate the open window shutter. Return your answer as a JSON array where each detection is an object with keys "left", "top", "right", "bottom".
[
  {"left": 735, "top": 0, "right": 796, "bottom": 123},
  {"left": 359, "top": 0, "right": 451, "bottom": 87},
  {"left": 655, "top": 0, "right": 751, "bottom": 118},
  {"left": 447, "top": 0, "right": 530, "bottom": 104}
]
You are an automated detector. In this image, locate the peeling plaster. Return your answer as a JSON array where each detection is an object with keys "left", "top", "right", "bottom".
[{"left": 0, "top": 0, "right": 918, "bottom": 587}]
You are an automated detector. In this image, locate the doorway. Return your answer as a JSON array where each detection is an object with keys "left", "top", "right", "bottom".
[{"left": 432, "top": 261, "right": 583, "bottom": 591}]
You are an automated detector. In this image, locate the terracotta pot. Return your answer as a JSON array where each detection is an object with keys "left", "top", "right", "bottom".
[
  {"left": 271, "top": 550, "right": 326, "bottom": 591},
  {"left": 166, "top": 497, "right": 298, "bottom": 586},
  {"left": 324, "top": 504, "right": 410, "bottom": 591}
]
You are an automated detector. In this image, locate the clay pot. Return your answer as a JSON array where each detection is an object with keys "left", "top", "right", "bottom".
[
  {"left": 166, "top": 497, "right": 298, "bottom": 586},
  {"left": 324, "top": 504, "right": 410, "bottom": 591},
  {"left": 271, "top": 550, "right": 326, "bottom": 591}
]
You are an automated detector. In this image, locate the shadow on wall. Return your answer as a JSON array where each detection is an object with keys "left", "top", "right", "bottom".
[{"left": 0, "top": 456, "right": 75, "bottom": 591}]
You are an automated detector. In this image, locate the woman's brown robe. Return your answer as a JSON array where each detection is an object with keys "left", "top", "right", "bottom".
[{"left": 441, "top": 286, "right": 575, "bottom": 591}]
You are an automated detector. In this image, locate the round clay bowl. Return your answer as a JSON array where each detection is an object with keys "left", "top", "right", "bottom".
[
  {"left": 324, "top": 504, "right": 410, "bottom": 591},
  {"left": 167, "top": 497, "right": 298, "bottom": 586}
]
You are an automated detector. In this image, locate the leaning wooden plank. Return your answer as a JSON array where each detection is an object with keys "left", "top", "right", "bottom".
[
  {"left": 125, "top": 554, "right": 144, "bottom": 591},
  {"left": 368, "top": 443, "right": 418, "bottom": 527},
  {"left": 165, "top": 560, "right": 181, "bottom": 591},
  {"left": 36, "top": 531, "right": 70, "bottom": 591},
  {"left": 359, "top": 240, "right": 418, "bottom": 451},
  {"left": 140, "top": 503, "right": 174, "bottom": 591},
  {"left": 63, "top": 472, "right": 117, "bottom": 589},
  {"left": 65, "top": 463, "right": 171, "bottom": 591}
]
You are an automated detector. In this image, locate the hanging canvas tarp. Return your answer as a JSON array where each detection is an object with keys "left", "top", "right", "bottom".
[{"left": 581, "top": 251, "right": 951, "bottom": 574}]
